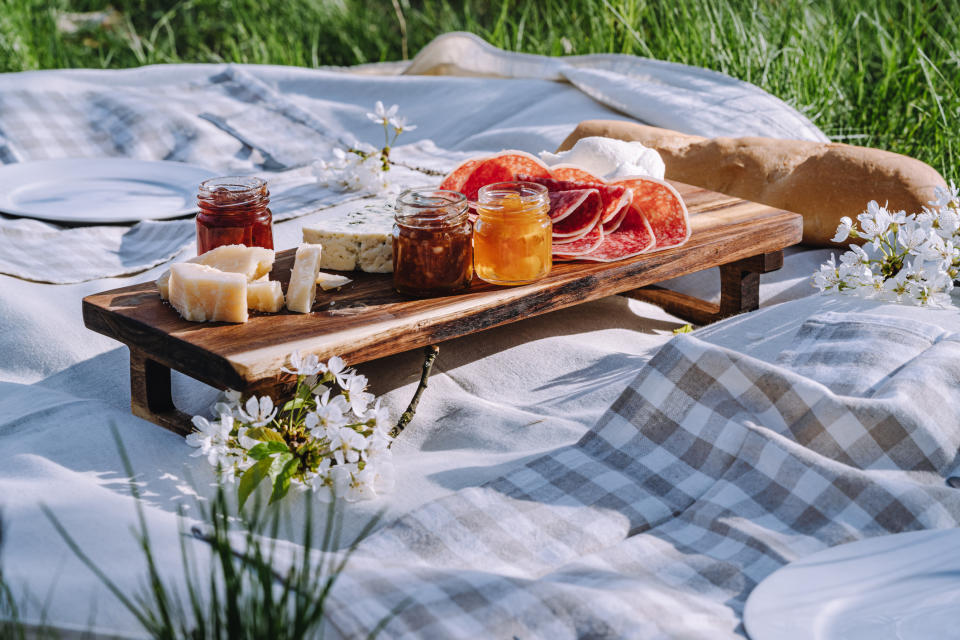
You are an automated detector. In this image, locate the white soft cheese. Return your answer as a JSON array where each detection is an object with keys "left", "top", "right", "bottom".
[
  {"left": 539, "top": 136, "right": 666, "bottom": 180},
  {"left": 168, "top": 263, "right": 248, "bottom": 323},
  {"left": 247, "top": 280, "right": 285, "bottom": 313},
  {"left": 157, "top": 245, "right": 275, "bottom": 299},
  {"left": 286, "top": 243, "right": 324, "bottom": 313},
  {"left": 302, "top": 203, "right": 394, "bottom": 273}
]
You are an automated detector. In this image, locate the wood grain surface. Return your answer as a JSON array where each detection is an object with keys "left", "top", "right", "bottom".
[{"left": 83, "top": 181, "right": 802, "bottom": 395}]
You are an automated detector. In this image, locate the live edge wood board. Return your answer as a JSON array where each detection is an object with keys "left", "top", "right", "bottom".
[{"left": 83, "top": 181, "right": 802, "bottom": 434}]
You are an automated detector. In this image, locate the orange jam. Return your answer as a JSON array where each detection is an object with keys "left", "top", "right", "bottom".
[{"left": 473, "top": 181, "right": 552, "bottom": 285}]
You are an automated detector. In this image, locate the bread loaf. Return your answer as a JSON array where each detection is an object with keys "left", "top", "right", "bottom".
[{"left": 558, "top": 120, "right": 948, "bottom": 247}]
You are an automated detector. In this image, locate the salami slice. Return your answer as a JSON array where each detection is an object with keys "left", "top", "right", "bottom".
[
  {"left": 547, "top": 189, "right": 596, "bottom": 224},
  {"left": 552, "top": 223, "right": 597, "bottom": 244},
  {"left": 551, "top": 222, "right": 604, "bottom": 256},
  {"left": 523, "top": 175, "right": 630, "bottom": 225},
  {"left": 458, "top": 151, "right": 551, "bottom": 201},
  {"left": 612, "top": 176, "right": 690, "bottom": 249},
  {"left": 549, "top": 164, "right": 603, "bottom": 183},
  {"left": 564, "top": 206, "right": 656, "bottom": 262},
  {"left": 439, "top": 159, "right": 482, "bottom": 193},
  {"left": 550, "top": 189, "right": 602, "bottom": 238},
  {"left": 602, "top": 199, "right": 631, "bottom": 234}
]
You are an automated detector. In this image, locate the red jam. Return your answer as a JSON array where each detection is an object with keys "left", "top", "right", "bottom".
[
  {"left": 196, "top": 176, "right": 273, "bottom": 255},
  {"left": 392, "top": 188, "right": 473, "bottom": 297}
]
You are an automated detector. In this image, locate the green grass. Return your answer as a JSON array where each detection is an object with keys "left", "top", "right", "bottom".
[{"left": 1, "top": 0, "right": 958, "bottom": 179}]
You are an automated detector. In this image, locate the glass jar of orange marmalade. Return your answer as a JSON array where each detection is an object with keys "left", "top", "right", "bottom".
[
  {"left": 196, "top": 176, "right": 274, "bottom": 255},
  {"left": 392, "top": 188, "right": 473, "bottom": 297},
  {"left": 473, "top": 181, "right": 552, "bottom": 285}
]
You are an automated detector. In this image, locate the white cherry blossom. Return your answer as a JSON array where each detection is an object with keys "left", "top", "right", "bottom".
[
  {"left": 282, "top": 350, "right": 324, "bottom": 376},
  {"left": 831, "top": 216, "right": 854, "bottom": 243},
  {"left": 237, "top": 395, "right": 277, "bottom": 427}
]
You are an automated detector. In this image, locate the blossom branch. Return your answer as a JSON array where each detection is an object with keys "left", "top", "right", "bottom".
[{"left": 390, "top": 345, "right": 440, "bottom": 440}]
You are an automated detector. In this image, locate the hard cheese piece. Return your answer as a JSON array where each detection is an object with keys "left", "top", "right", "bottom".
[
  {"left": 302, "top": 203, "right": 394, "bottom": 273},
  {"left": 168, "top": 263, "right": 248, "bottom": 323},
  {"left": 286, "top": 244, "right": 324, "bottom": 313},
  {"left": 157, "top": 244, "right": 275, "bottom": 299},
  {"left": 247, "top": 280, "right": 285, "bottom": 312},
  {"left": 316, "top": 271, "right": 353, "bottom": 290}
]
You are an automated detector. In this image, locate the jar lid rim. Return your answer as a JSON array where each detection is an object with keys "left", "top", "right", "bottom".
[{"left": 477, "top": 181, "right": 548, "bottom": 207}]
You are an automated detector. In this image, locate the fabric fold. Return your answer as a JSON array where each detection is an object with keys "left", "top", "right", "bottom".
[{"left": 324, "top": 312, "right": 960, "bottom": 638}]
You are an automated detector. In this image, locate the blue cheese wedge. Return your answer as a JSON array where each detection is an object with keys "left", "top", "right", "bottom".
[
  {"left": 286, "top": 243, "right": 324, "bottom": 313},
  {"left": 301, "top": 202, "right": 394, "bottom": 273}
]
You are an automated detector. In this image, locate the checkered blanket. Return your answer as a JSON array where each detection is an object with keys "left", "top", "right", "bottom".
[
  {"left": 325, "top": 312, "right": 960, "bottom": 638},
  {"left": 0, "top": 67, "right": 383, "bottom": 283}
]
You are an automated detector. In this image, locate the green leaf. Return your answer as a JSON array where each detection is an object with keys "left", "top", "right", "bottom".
[
  {"left": 281, "top": 397, "right": 307, "bottom": 413},
  {"left": 269, "top": 457, "right": 300, "bottom": 504},
  {"left": 247, "top": 441, "right": 290, "bottom": 460},
  {"left": 268, "top": 452, "right": 294, "bottom": 480},
  {"left": 244, "top": 426, "right": 284, "bottom": 443},
  {"left": 673, "top": 324, "right": 694, "bottom": 334},
  {"left": 238, "top": 457, "right": 274, "bottom": 509}
]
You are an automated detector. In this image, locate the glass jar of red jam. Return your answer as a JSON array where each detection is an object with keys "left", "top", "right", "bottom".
[
  {"left": 196, "top": 176, "right": 274, "bottom": 255},
  {"left": 392, "top": 188, "right": 473, "bottom": 297}
]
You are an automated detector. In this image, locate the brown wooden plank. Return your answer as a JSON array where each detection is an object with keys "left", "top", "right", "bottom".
[{"left": 82, "top": 181, "right": 803, "bottom": 396}]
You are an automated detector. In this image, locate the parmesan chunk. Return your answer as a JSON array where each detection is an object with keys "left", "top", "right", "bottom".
[
  {"left": 247, "top": 280, "right": 285, "bottom": 313},
  {"left": 157, "top": 245, "right": 275, "bottom": 299},
  {"left": 168, "top": 263, "right": 248, "bottom": 323},
  {"left": 316, "top": 271, "right": 352, "bottom": 290},
  {"left": 286, "top": 244, "right": 323, "bottom": 313}
]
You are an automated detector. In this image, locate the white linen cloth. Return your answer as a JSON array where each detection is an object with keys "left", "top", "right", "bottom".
[
  {"left": 0, "top": 32, "right": 825, "bottom": 283},
  {"left": 326, "top": 311, "right": 960, "bottom": 638},
  {"left": 1, "top": 32, "right": 947, "bottom": 639}
]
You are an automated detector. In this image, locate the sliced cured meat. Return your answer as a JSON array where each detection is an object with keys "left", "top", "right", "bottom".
[
  {"left": 549, "top": 164, "right": 603, "bottom": 183},
  {"left": 457, "top": 151, "right": 551, "bottom": 201},
  {"left": 439, "top": 159, "right": 482, "bottom": 193},
  {"left": 602, "top": 201, "right": 631, "bottom": 234},
  {"left": 551, "top": 223, "right": 596, "bottom": 244},
  {"left": 547, "top": 189, "right": 597, "bottom": 224},
  {"left": 549, "top": 189, "right": 602, "bottom": 238},
  {"left": 523, "top": 175, "right": 631, "bottom": 225},
  {"left": 612, "top": 176, "right": 690, "bottom": 249},
  {"left": 603, "top": 186, "right": 633, "bottom": 226},
  {"left": 551, "top": 223, "right": 604, "bottom": 256},
  {"left": 565, "top": 206, "right": 656, "bottom": 262}
]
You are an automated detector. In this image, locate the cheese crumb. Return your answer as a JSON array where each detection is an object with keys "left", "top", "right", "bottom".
[{"left": 316, "top": 271, "right": 352, "bottom": 291}]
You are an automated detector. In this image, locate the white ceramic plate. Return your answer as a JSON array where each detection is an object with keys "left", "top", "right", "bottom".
[
  {"left": 744, "top": 528, "right": 960, "bottom": 640},
  {"left": 0, "top": 158, "right": 217, "bottom": 223}
]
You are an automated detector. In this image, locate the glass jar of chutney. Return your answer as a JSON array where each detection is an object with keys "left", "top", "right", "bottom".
[
  {"left": 473, "top": 181, "right": 552, "bottom": 285},
  {"left": 196, "top": 176, "right": 274, "bottom": 255},
  {"left": 392, "top": 188, "right": 473, "bottom": 297}
]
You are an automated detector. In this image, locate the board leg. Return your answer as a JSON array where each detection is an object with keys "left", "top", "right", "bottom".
[
  {"left": 129, "top": 347, "right": 194, "bottom": 436},
  {"left": 623, "top": 251, "right": 784, "bottom": 325}
]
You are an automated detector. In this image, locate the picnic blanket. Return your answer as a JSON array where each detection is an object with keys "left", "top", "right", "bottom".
[
  {"left": 1, "top": 31, "right": 945, "bottom": 639},
  {"left": 326, "top": 311, "right": 960, "bottom": 638},
  {"left": 0, "top": 32, "right": 825, "bottom": 283}
]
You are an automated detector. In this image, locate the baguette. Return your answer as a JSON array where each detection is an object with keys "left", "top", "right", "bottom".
[{"left": 558, "top": 120, "right": 948, "bottom": 247}]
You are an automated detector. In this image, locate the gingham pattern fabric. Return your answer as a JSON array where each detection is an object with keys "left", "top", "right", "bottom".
[
  {"left": 0, "top": 67, "right": 372, "bottom": 283},
  {"left": 325, "top": 313, "right": 960, "bottom": 639}
]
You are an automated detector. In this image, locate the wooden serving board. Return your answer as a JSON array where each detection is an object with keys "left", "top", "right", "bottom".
[{"left": 83, "top": 181, "right": 802, "bottom": 434}]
